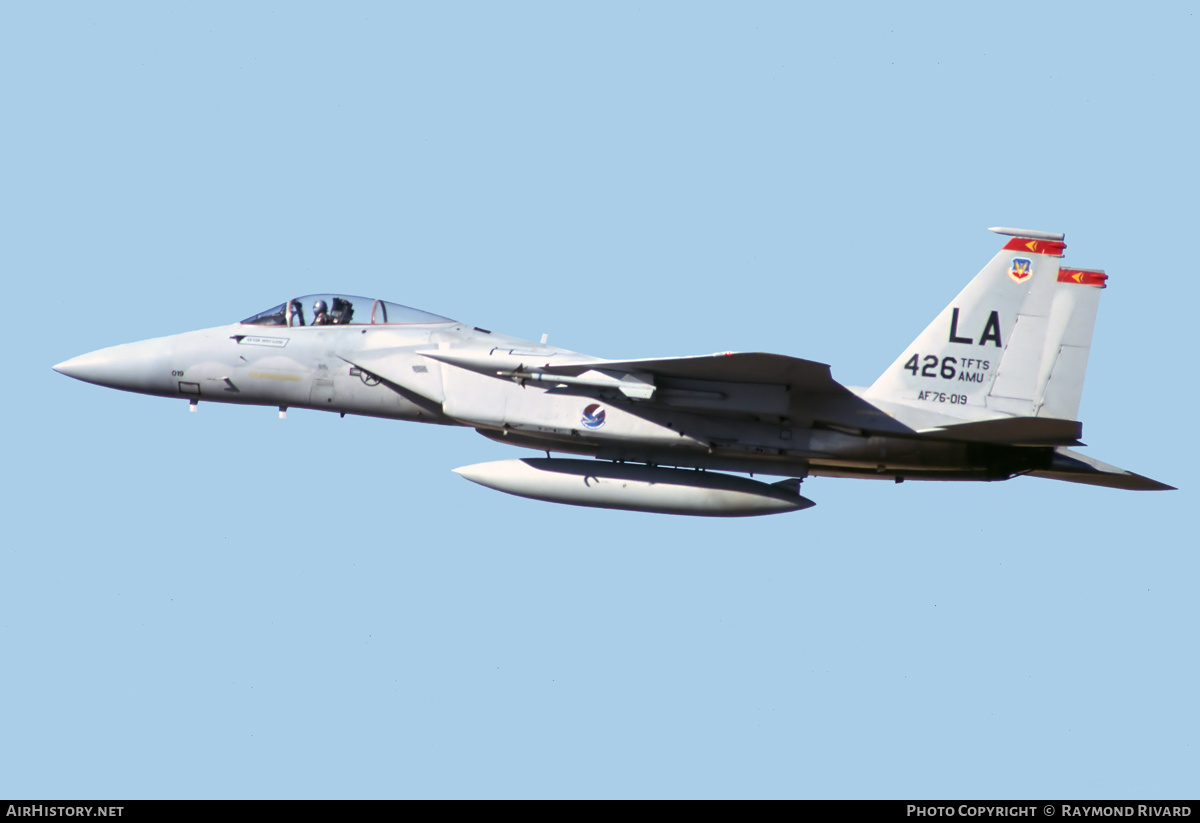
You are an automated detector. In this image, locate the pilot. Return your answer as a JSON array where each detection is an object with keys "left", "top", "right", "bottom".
[{"left": 311, "top": 300, "right": 332, "bottom": 326}]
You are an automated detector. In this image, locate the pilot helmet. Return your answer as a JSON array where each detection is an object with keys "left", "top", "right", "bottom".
[{"left": 313, "top": 300, "right": 328, "bottom": 314}]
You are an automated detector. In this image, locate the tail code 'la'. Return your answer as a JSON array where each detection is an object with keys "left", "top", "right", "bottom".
[{"left": 864, "top": 227, "right": 1107, "bottom": 423}]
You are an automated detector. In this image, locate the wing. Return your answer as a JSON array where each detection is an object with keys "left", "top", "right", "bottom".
[
  {"left": 538, "top": 352, "right": 916, "bottom": 435},
  {"left": 539, "top": 351, "right": 838, "bottom": 387}
]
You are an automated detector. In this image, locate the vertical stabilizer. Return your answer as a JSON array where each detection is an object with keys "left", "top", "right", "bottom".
[
  {"left": 1020, "top": 266, "right": 1106, "bottom": 420},
  {"left": 865, "top": 228, "right": 1078, "bottom": 420}
]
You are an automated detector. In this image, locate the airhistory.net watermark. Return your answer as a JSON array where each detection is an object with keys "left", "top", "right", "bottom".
[{"left": 6, "top": 807, "right": 123, "bottom": 817}]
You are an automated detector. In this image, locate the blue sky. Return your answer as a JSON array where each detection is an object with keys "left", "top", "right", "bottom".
[{"left": 3, "top": 2, "right": 1195, "bottom": 799}]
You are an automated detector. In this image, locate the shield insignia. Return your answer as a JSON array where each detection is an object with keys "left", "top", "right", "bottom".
[{"left": 1009, "top": 257, "right": 1033, "bottom": 282}]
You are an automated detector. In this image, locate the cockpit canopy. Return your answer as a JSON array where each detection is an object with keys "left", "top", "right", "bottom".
[{"left": 241, "top": 294, "right": 452, "bottom": 327}]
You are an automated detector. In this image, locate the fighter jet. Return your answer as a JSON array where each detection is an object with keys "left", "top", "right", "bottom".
[{"left": 54, "top": 228, "right": 1173, "bottom": 516}]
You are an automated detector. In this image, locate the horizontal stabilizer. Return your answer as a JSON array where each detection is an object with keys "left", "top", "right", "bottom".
[
  {"left": 927, "top": 416, "right": 1083, "bottom": 446},
  {"left": 1027, "top": 448, "right": 1175, "bottom": 491}
]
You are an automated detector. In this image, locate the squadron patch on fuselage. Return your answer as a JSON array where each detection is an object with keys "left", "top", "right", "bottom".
[{"left": 581, "top": 404, "right": 606, "bottom": 429}]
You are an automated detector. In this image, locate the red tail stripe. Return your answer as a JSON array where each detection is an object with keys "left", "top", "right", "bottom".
[
  {"left": 1058, "top": 268, "right": 1108, "bottom": 288},
  {"left": 1003, "top": 238, "right": 1066, "bottom": 257}
]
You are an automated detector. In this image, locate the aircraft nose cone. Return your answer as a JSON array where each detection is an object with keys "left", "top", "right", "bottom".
[
  {"left": 53, "top": 353, "right": 99, "bottom": 381},
  {"left": 53, "top": 339, "right": 172, "bottom": 394}
]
